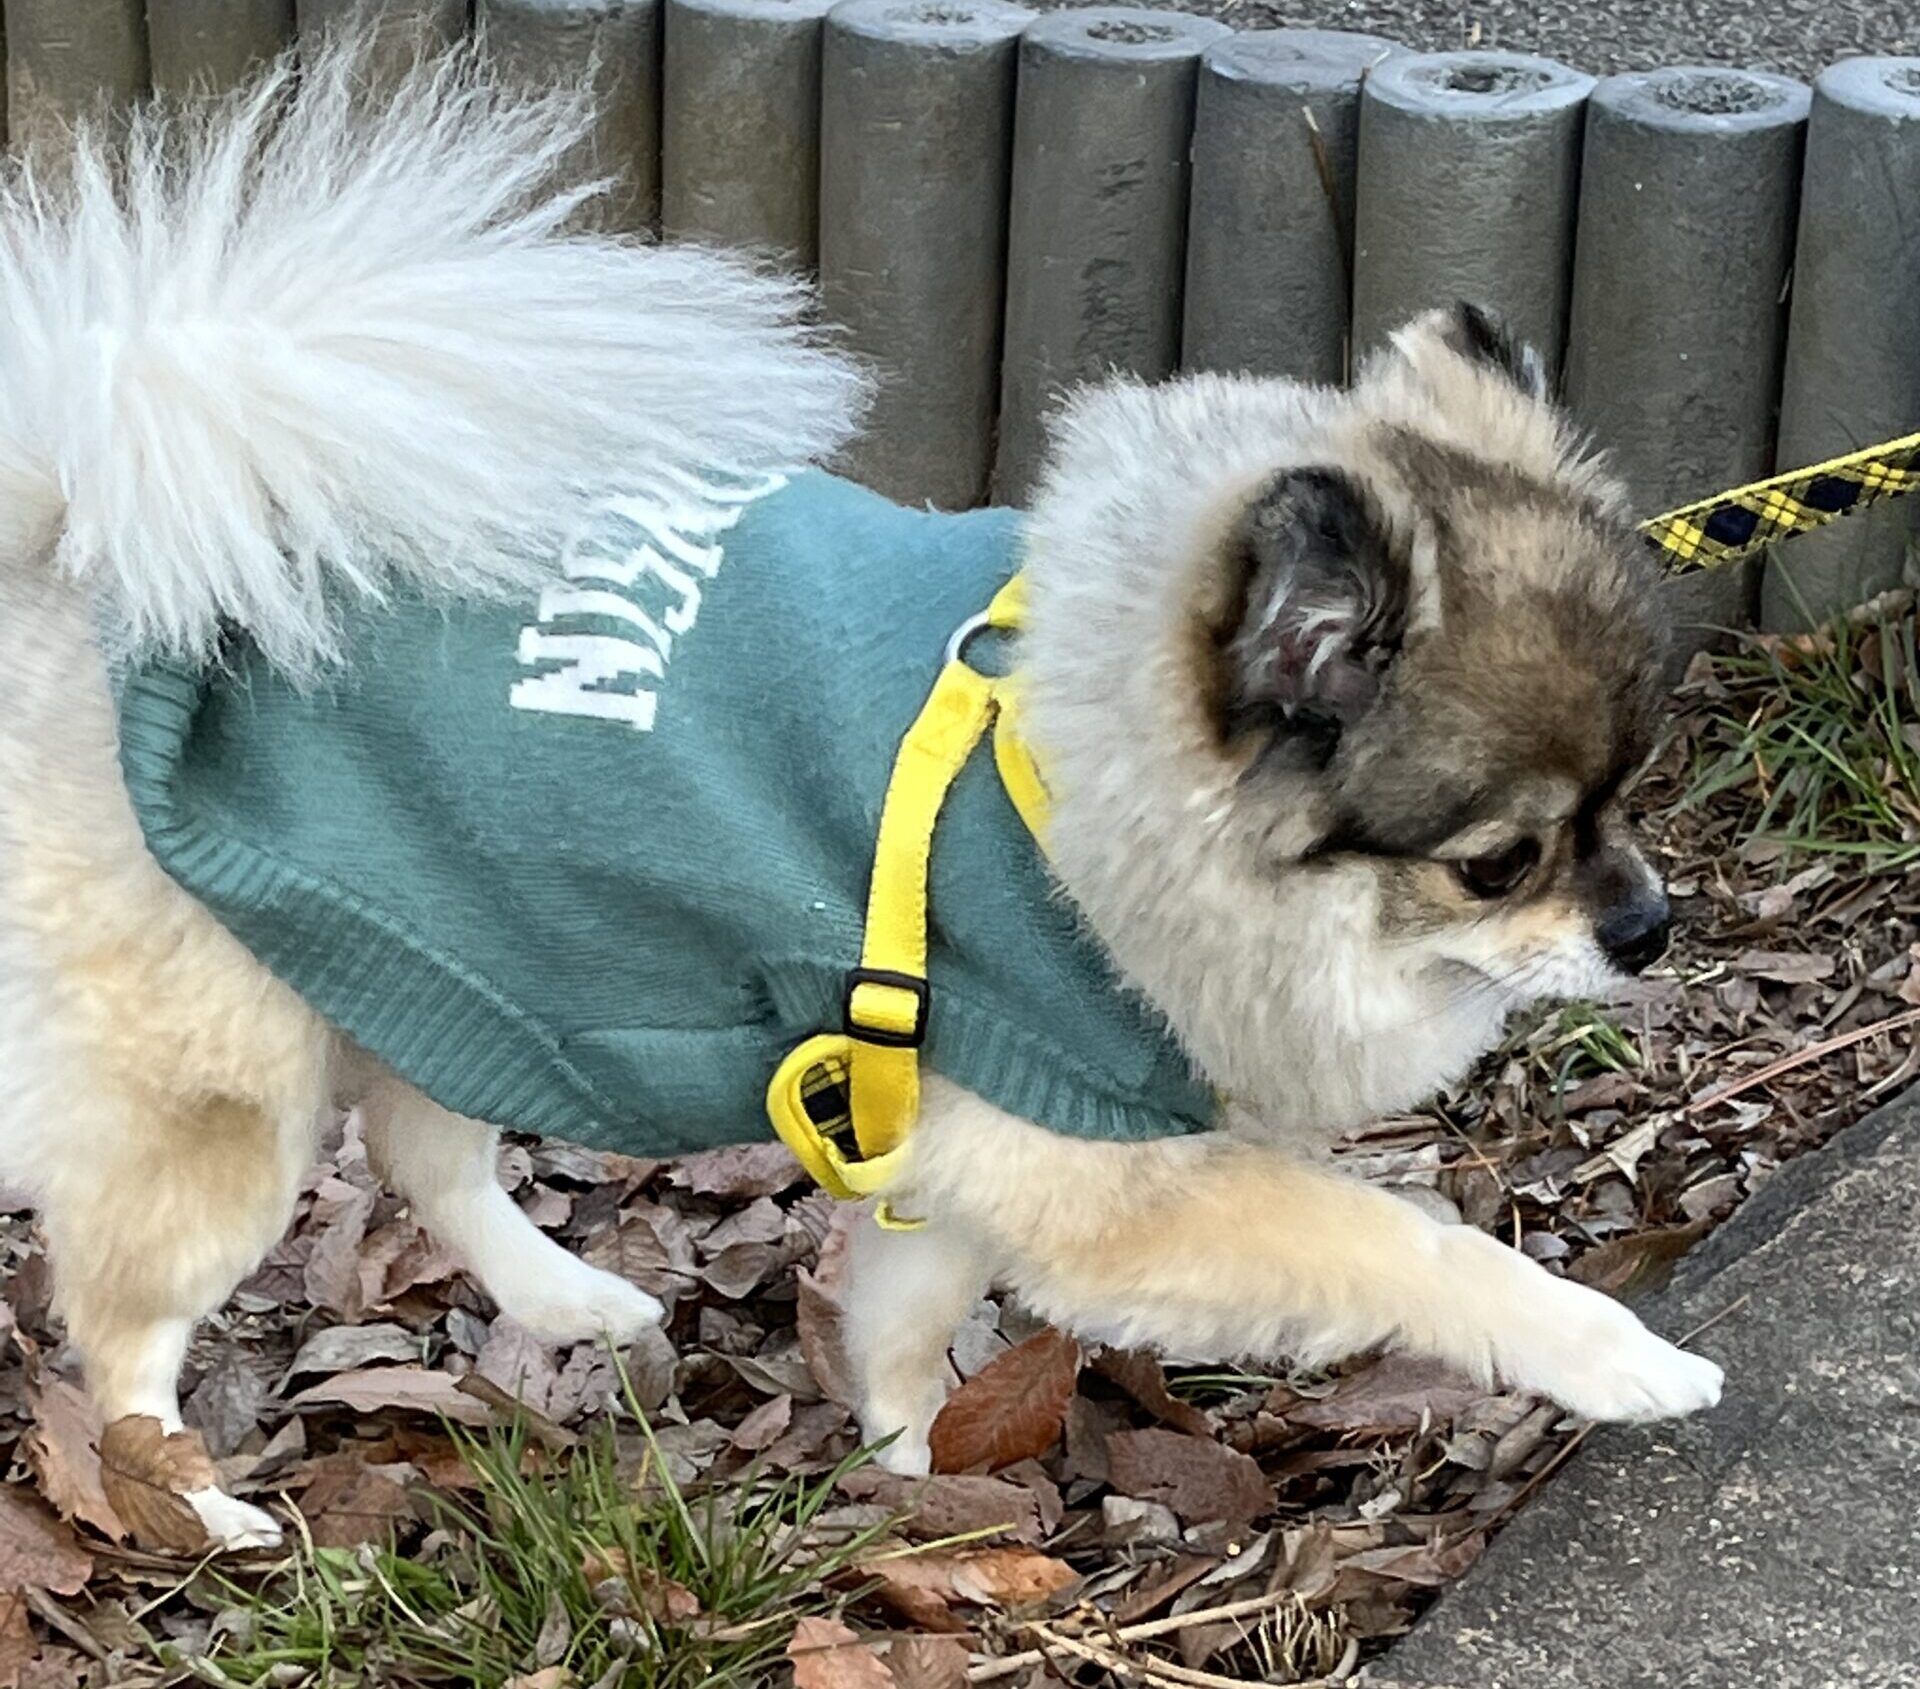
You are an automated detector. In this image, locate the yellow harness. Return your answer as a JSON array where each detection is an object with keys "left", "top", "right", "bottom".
[
  {"left": 765, "top": 430, "right": 1920, "bottom": 1218},
  {"left": 764, "top": 573, "right": 1048, "bottom": 1225}
]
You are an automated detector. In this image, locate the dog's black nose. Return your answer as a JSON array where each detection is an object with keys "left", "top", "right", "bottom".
[{"left": 1597, "top": 893, "right": 1671, "bottom": 974}]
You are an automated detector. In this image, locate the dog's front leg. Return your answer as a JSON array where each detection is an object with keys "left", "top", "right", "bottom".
[
  {"left": 842, "top": 1210, "right": 994, "bottom": 1474},
  {"left": 905, "top": 1077, "right": 1722, "bottom": 1425}
]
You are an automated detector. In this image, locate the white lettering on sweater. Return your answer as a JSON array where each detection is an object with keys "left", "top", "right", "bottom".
[{"left": 509, "top": 471, "right": 786, "bottom": 731}]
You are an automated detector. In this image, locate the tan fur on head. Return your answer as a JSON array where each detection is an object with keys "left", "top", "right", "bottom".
[{"left": 1022, "top": 302, "right": 1671, "bottom": 1138}]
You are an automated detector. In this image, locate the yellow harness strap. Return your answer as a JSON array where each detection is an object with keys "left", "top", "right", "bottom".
[{"left": 765, "top": 574, "right": 1040, "bottom": 1224}]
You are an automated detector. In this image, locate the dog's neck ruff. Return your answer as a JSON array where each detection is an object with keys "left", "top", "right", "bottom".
[{"left": 116, "top": 471, "right": 1215, "bottom": 1167}]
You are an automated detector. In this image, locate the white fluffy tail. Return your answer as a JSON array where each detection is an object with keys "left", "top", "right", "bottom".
[{"left": 0, "top": 38, "right": 867, "bottom": 675}]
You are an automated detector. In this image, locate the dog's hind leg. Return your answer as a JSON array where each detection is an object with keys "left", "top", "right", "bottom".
[
  {"left": 33, "top": 1078, "right": 325, "bottom": 1551},
  {"left": 842, "top": 1214, "right": 994, "bottom": 1475},
  {"left": 347, "top": 1055, "right": 663, "bottom": 1344}
]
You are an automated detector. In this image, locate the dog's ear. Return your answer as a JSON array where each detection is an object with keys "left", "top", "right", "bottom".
[
  {"left": 1214, "top": 467, "right": 1409, "bottom": 770},
  {"left": 1386, "top": 300, "right": 1551, "bottom": 401}
]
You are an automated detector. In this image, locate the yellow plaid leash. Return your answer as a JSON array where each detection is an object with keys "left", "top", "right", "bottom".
[{"left": 1639, "top": 430, "right": 1920, "bottom": 573}]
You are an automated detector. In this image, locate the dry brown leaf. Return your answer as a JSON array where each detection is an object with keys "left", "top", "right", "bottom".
[
  {"left": 0, "top": 1591, "right": 36, "bottom": 1686},
  {"left": 475, "top": 1319, "right": 560, "bottom": 1417},
  {"left": 1283, "top": 1355, "right": 1486, "bottom": 1437},
  {"left": 1090, "top": 1349, "right": 1214, "bottom": 1438},
  {"left": 732, "top": 1392, "right": 794, "bottom": 1452},
  {"left": 97, "top": 1417, "right": 222, "bottom": 1555},
  {"left": 838, "top": 1469, "right": 1047, "bottom": 1543},
  {"left": 286, "top": 1366, "right": 496, "bottom": 1426},
  {"left": 1330, "top": 1531, "right": 1487, "bottom": 1596},
  {"left": 22, "top": 1374, "right": 126, "bottom": 1543},
  {"left": 501, "top": 1670, "right": 573, "bottom": 1689},
  {"left": 928, "top": 1328, "right": 1079, "bottom": 1474},
  {"left": 579, "top": 1547, "right": 701, "bottom": 1623},
  {"left": 1104, "top": 1428, "right": 1273, "bottom": 1525},
  {"left": 884, "top": 1635, "right": 970, "bottom": 1689},
  {"left": 669, "top": 1142, "right": 803, "bottom": 1199},
  {"left": 866, "top": 1545, "right": 1077, "bottom": 1622},
  {"left": 1733, "top": 949, "right": 1836, "bottom": 985},
  {"left": 1566, "top": 1218, "right": 1711, "bottom": 1297},
  {"left": 293, "top": 1452, "right": 415, "bottom": 1549},
  {"left": 796, "top": 1206, "right": 860, "bottom": 1408},
  {"left": 787, "top": 1615, "right": 894, "bottom": 1689},
  {"left": 302, "top": 1185, "right": 376, "bottom": 1318},
  {"left": 0, "top": 1486, "right": 93, "bottom": 1596}
]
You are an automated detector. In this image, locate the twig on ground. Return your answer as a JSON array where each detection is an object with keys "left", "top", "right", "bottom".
[
  {"left": 967, "top": 1589, "right": 1306, "bottom": 1683},
  {"left": 1685, "top": 1007, "right": 1920, "bottom": 1115}
]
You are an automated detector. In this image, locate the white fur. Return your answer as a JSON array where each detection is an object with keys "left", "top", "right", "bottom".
[{"left": 0, "top": 38, "right": 865, "bottom": 676}]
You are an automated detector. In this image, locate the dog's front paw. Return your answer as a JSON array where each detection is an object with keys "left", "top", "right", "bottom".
[
  {"left": 872, "top": 1429, "right": 934, "bottom": 1476},
  {"left": 494, "top": 1260, "right": 665, "bottom": 1346},
  {"left": 1501, "top": 1276, "right": 1722, "bottom": 1423},
  {"left": 185, "top": 1487, "right": 284, "bottom": 1553}
]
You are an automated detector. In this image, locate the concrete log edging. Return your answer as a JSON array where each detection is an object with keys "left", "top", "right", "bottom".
[
  {"left": 1352, "top": 51, "right": 1595, "bottom": 376},
  {"left": 662, "top": 0, "right": 833, "bottom": 263},
  {"left": 1565, "top": 66, "right": 1811, "bottom": 650},
  {"left": 1183, "top": 28, "right": 1398, "bottom": 388},
  {"left": 479, "top": 0, "right": 663, "bottom": 235},
  {"left": 992, "top": 6, "right": 1230, "bottom": 504},
  {"left": 1765, "top": 56, "right": 1920, "bottom": 629},
  {"left": 818, "top": 0, "right": 1034, "bottom": 512}
]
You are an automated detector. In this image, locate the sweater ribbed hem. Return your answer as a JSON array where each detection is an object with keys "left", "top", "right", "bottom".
[{"left": 759, "top": 958, "right": 1213, "bottom": 1143}]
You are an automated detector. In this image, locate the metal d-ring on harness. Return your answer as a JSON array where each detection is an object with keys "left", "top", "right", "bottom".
[{"left": 765, "top": 427, "right": 1920, "bottom": 1222}]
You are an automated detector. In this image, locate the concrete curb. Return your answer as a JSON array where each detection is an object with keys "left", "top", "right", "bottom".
[
  {"left": 820, "top": 0, "right": 1034, "bottom": 510},
  {"left": 4, "top": 0, "right": 148, "bottom": 156},
  {"left": 478, "top": 0, "right": 662, "bottom": 234},
  {"left": 1765, "top": 56, "right": 1920, "bottom": 629},
  {"left": 1183, "top": 28, "right": 1397, "bottom": 386},
  {"left": 1353, "top": 50, "right": 1594, "bottom": 373},
  {"left": 148, "top": 0, "right": 296, "bottom": 94},
  {"left": 662, "top": 0, "right": 833, "bottom": 261},
  {"left": 1564, "top": 66, "right": 1809, "bottom": 656},
  {"left": 992, "top": 6, "right": 1230, "bottom": 503},
  {"left": 296, "top": 0, "right": 468, "bottom": 84}
]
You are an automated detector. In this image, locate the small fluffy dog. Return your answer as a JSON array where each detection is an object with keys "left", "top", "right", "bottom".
[{"left": 0, "top": 45, "right": 1720, "bottom": 1549}]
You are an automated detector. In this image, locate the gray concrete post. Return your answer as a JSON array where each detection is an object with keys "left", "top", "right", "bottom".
[
  {"left": 296, "top": 0, "right": 468, "bottom": 83},
  {"left": 149, "top": 1, "right": 298, "bottom": 95},
  {"left": 1565, "top": 67, "right": 1809, "bottom": 650},
  {"left": 1183, "top": 29, "right": 1397, "bottom": 386},
  {"left": 662, "top": 0, "right": 833, "bottom": 262},
  {"left": 820, "top": 0, "right": 1034, "bottom": 511},
  {"left": 992, "top": 8, "right": 1230, "bottom": 504},
  {"left": 1764, "top": 57, "right": 1920, "bottom": 628},
  {"left": 4, "top": 0, "right": 148, "bottom": 156},
  {"left": 1352, "top": 51, "right": 1593, "bottom": 374},
  {"left": 478, "top": 0, "right": 662, "bottom": 233}
]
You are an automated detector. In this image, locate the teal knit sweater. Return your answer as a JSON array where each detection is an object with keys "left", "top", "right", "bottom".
[{"left": 117, "top": 470, "right": 1214, "bottom": 1157}]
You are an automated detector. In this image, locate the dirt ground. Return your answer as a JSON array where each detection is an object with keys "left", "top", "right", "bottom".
[{"left": 1065, "top": 0, "right": 1919, "bottom": 79}]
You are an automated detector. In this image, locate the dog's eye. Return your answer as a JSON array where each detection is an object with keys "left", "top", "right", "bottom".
[{"left": 1453, "top": 839, "right": 1541, "bottom": 900}]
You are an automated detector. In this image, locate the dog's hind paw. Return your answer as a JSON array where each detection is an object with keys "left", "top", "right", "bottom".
[{"left": 186, "top": 1488, "right": 283, "bottom": 1553}]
